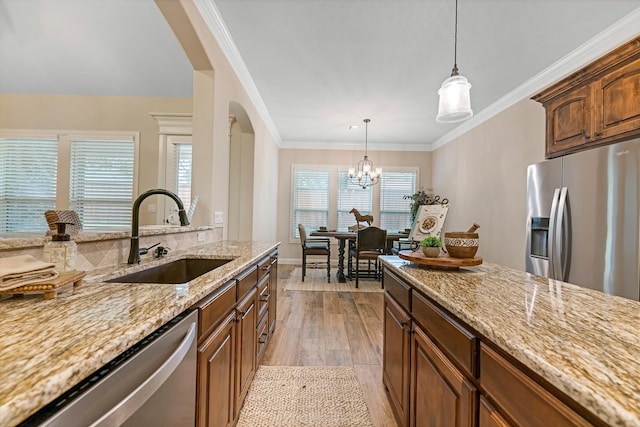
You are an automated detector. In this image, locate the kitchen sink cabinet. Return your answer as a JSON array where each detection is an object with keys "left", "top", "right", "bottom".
[
  {"left": 197, "top": 311, "right": 236, "bottom": 427},
  {"left": 534, "top": 36, "right": 640, "bottom": 158},
  {"left": 194, "top": 251, "right": 277, "bottom": 427},
  {"left": 382, "top": 265, "right": 595, "bottom": 427}
]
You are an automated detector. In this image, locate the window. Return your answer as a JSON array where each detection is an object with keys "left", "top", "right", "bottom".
[
  {"left": 337, "top": 170, "right": 372, "bottom": 231},
  {"left": 69, "top": 138, "right": 135, "bottom": 230},
  {"left": 291, "top": 167, "right": 330, "bottom": 239},
  {"left": 165, "top": 137, "right": 193, "bottom": 217},
  {"left": 0, "top": 130, "right": 138, "bottom": 232},
  {"left": 379, "top": 171, "right": 417, "bottom": 231},
  {"left": 0, "top": 139, "right": 58, "bottom": 232}
]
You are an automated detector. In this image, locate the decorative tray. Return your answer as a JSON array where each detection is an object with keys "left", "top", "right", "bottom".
[
  {"left": 398, "top": 250, "right": 482, "bottom": 269},
  {"left": 0, "top": 270, "right": 86, "bottom": 300}
]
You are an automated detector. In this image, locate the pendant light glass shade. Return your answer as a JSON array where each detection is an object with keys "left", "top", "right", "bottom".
[
  {"left": 436, "top": 74, "right": 473, "bottom": 123},
  {"left": 436, "top": 0, "right": 473, "bottom": 124}
]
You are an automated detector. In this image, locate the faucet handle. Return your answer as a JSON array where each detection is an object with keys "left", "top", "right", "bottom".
[
  {"left": 154, "top": 246, "right": 170, "bottom": 258},
  {"left": 139, "top": 242, "right": 161, "bottom": 255}
]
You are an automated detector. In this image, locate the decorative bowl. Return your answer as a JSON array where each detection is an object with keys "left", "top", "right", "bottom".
[{"left": 444, "top": 232, "right": 479, "bottom": 258}]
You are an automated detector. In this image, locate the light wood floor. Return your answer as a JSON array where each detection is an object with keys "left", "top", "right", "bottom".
[{"left": 262, "top": 264, "right": 399, "bottom": 427}]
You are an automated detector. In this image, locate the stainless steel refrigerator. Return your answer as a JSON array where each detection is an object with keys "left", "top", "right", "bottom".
[{"left": 526, "top": 138, "right": 640, "bottom": 301}]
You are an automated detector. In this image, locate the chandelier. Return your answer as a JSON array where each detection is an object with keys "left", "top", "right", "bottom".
[
  {"left": 436, "top": 0, "right": 473, "bottom": 123},
  {"left": 348, "top": 119, "right": 381, "bottom": 189}
]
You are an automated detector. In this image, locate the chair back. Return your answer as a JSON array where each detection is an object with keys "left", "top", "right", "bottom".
[
  {"left": 356, "top": 226, "right": 387, "bottom": 252},
  {"left": 298, "top": 224, "right": 308, "bottom": 246}
]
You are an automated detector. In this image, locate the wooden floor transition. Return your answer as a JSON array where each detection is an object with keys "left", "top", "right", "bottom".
[{"left": 261, "top": 264, "right": 399, "bottom": 427}]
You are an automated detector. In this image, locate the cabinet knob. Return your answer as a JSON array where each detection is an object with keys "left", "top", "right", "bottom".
[
  {"left": 594, "top": 132, "right": 601, "bottom": 138},
  {"left": 583, "top": 133, "right": 591, "bottom": 140}
]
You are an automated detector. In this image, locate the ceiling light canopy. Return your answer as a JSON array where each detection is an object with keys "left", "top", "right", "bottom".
[
  {"left": 436, "top": 0, "right": 473, "bottom": 124},
  {"left": 348, "top": 119, "right": 381, "bottom": 189}
]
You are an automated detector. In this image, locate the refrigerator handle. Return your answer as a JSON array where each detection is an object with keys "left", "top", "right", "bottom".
[
  {"left": 555, "top": 187, "right": 570, "bottom": 282},
  {"left": 548, "top": 188, "right": 561, "bottom": 280}
]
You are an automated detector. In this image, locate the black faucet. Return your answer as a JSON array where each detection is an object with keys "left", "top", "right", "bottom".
[{"left": 127, "top": 189, "right": 189, "bottom": 264}]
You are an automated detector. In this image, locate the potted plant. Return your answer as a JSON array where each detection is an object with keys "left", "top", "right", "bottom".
[
  {"left": 420, "top": 236, "right": 442, "bottom": 258},
  {"left": 403, "top": 188, "right": 430, "bottom": 223}
]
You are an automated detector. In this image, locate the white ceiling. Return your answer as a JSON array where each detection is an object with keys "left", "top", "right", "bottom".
[{"left": 2, "top": 0, "right": 640, "bottom": 151}]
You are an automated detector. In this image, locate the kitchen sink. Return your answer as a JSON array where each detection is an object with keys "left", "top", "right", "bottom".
[{"left": 106, "top": 258, "right": 233, "bottom": 284}]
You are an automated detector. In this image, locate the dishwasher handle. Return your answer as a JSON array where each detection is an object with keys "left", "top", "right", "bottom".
[{"left": 90, "top": 321, "right": 197, "bottom": 427}]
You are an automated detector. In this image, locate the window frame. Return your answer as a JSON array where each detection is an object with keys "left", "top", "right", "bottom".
[
  {"left": 0, "top": 129, "right": 139, "bottom": 232},
  {"left": 290, "top": 165, "right": 331, "bottom": 242}
]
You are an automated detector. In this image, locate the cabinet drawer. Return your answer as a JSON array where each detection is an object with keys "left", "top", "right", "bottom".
[
  {"left": 383, "top": 269, "right": 411, "bottom": 311},
  {"left": 237, "top": 266, "right": 257, "bottom": 300},
  {"left": 256, "top": 309, "right": 269, "bottom": 361},
  {"left": 196, "top": 280, "right": 236, "bottom": 339},
  {"left": 257, "top": 275, "right": 270, "bottom": 319},
  {"left": 257, "top": 256, "right": 272, "bottom": 281},
  {"left": 412, "top": 292, "right": 478, "bottom": 377},
  {"left": 480, "top": 344, "right": 590, "bottom": 427}
]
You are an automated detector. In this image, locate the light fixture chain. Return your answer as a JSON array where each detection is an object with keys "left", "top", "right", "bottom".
[{"left": 454, "top": 0, "right": 458, "bottom": 69}]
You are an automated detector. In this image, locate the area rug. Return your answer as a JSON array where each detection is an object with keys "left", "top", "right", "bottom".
[
  {"left": 284, "top": 267, "right": 383, "bottom": 292},
  {"left": 236, "top": 366, "right": 374, "bottom": 427}
]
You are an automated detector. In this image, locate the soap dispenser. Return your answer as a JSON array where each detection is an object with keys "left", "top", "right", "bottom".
[{"left": 43, "top": 222, "right": 78, "bottom": 272}]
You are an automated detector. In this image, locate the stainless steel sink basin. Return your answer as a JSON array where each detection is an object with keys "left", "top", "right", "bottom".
[{"left": 106, "top": 258, "right": 233, "bottom": 284}]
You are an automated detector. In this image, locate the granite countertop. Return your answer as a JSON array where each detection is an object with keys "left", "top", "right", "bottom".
[
  {"left": 380, "top": 256, "right": 640, "bottom": 427},
  {"left": 0, "top": 240, "right": 279, "bottom": 427}
]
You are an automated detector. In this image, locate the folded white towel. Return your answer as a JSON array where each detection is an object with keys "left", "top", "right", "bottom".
[{"left": 0, "top": 255, "right": 59, "bottom": 291}]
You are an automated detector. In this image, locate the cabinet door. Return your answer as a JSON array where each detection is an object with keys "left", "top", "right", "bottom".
[
  {"left": 545, "top": 85, "right": 594, "bottom": 157},
  {"left": 197, "top": 312, "right": 236, "bottom": 427},
  {"left": 234, "top": 287, "right": 257, "bottom": 418},
  {"left": 411, "top": 325, "right": 477, "bottom": 427},
  {"left": 383, "top": 293, "right": 411, "bottom": 427},
  {"left": 479, "top": 396, "right": 511, "bottom": 427},
  {"left": 268, "top": 254, "right": 278, "bottom": 334},
  {"left": 594, "top": 56, "right": 640, "bottom": 140}
]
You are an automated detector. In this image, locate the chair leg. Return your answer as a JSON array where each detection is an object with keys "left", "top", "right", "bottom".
[
  {"left": 355, "top": 256, "right": 359, "bottom": 288},
  {"left": 302, "top": 253, "right": 306, "bottom": 282},
  {"left": 327, "top": 252, "right": 331, "bottom": 283}
]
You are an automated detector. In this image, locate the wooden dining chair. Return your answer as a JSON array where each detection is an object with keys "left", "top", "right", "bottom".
[
  {"left": 349, "top": 226, "right": 386, "bottom": 288},
  {"left": 298, "top": 224, "right": 331, "bottom": 283}
]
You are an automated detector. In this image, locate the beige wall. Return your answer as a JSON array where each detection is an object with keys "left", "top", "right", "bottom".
[
  {"left": 0, "top": 93, "right": 192, "bottom": 225},
  {"left": 170, "top": 0, "right": 280, "bottom": 241},
  {"left": 277, "top": 148, "right": 432, "bottom": 262},
  {"left": 432, "top": 99, "right": 546, "bottom": 270}
]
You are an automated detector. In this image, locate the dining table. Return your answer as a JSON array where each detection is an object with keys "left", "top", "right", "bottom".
[{"left": 310, "top": 229, "right": 410, "bottom": 283}]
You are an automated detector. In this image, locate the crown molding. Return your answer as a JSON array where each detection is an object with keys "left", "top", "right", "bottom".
[
  {"left": 430, "top": 7, "right": 640, "bottom": 151},
  {"left": 193, "top": 0, "right": 282, "bottom": 145},
  {"left": 150, "top": 112, "right": 193, "bottom": 135},
  {"left": 278, "top": 140, "right": 432, "bottom": 152}
]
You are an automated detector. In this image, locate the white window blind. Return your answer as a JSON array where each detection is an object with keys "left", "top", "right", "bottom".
[
  {"left": 380, "top": 171, "right": 417, "bottom": 231},
  {"left": 170, "top": 142, "right": 192, "bottom": 211},
  {"left": 69, "top": 139, "right": 134, "bottom": 230},
  {"left": 292, "top": 168, "right": 330, "bottom": 239},
  {"left": 0, "top": 139, "right": 58, "bottom": 232},
  {"left": 337, "top": 170, "right": 372, "bottom": 231}
]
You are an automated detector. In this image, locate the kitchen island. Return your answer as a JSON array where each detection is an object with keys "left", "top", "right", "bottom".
[
  {"left": 380, "top": 256, "right": 640, "bottom": 427},
  {"left": 0, "top": 240, "right": 279, "bottom": 426}
]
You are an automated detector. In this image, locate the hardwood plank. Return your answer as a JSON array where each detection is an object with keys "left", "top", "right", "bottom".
[{"left": 263, "top": 264, "right": 399, "bottom": 427}]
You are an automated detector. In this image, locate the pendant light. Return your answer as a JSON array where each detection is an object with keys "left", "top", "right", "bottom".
[
  {"left": 436, "top": 0, "right": 473, "bottom": 123},
  {"left": 348, "top": 119, "right": 381, "bottom": 189}
]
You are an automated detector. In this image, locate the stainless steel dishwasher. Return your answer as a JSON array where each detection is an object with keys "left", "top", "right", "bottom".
[{"left": 20, "top": 310, "right": 198, "bottom": 427}]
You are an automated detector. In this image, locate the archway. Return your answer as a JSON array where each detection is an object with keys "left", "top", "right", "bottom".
[{"left": 228, "top": 101, "right": 255, "bottom": 240}]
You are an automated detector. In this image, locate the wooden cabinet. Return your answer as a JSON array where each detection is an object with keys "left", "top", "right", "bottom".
[
  {"left": 382, "top": 265, "right": 596, "bottom": 427},
  {"left": 197, "top": 311, "right": 236, "bottom": 427},
  {"left": 234, "top": 286, "right": 257, "bottom": 418},
  {"left": 194, "top": 250, "right": 278, "bottom": 427},
  {"left": 411, "top": 325, "right": 477, "bottom": 427},
  {"left": 383, "top": 293, "right": 411, "bottom": 427},
  {"left": 268, "top": 252, "right": 278, "bottom": 335},
  {"left": 534, "top": 36, "right": 640, "bottom": 158},
  {"left": 479, "top": 344, "right": 590, "bottom": 427},
  {"left": 478, "top": 396, "right": 510, "bottom": 427}
]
